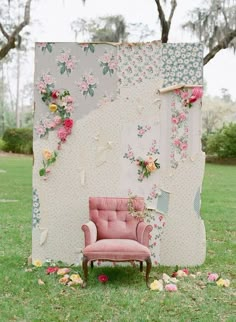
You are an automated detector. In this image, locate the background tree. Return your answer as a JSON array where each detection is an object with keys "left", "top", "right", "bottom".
[
  {"left": 0, "top": 0, "right": 32, "bottom": 60},
  {"left": 71, "top": 15, "right": 128, "bottom": 42},
  {"left": 183, "top": 0, "right": 236, "bottom": 65}
]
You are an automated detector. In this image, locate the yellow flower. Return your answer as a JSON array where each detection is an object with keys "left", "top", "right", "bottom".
[
  {"left": 216, "top": 278, "right": 230, "bottom": 287},
  {"left": 70, "top": 274, "right": 83, "bottom": 285},
  {"left": 150, "top": 279, "right": 163, "bottom": 291},
  {"left": 33, "top": 259, "right": 43, "bottom": 267},
  {"left": 42, "top": 149, "right": 52, "bottom": 161},
  {"left": 146, "top": 162, "right": 157, "bottom": 172},
  {"left": 216, "top": 278, "right": 225, "bottom": 287},
  {"left": 49, "top": 103, "right": 57, "bottom": 112}
]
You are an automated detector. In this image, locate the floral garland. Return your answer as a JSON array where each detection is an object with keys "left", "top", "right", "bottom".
[
  {"left": 175, "top": 87, "right": 203, "bottom": 108},
  {"left": 136, "top": 156, "right": 160, "bottom": 182},
  {"left": 35, "top": 73, "right": 75, "bottom": 179},
  {"left": 127, "top": 195, "right": 150, "bottom": 219}
]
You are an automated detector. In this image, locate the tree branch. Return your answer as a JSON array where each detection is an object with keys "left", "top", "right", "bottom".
[
  {"left": 0, "top": 0, "right": 32, "bottom": 60},
  {"left": 154, "top": 0, "right": 177, "bottom": 43},
  {"left": 0, "top": 23, "right": 10, "bottom": 40},
  {"left": 204, "top": 29, "right": 236, "bottom": 65}
]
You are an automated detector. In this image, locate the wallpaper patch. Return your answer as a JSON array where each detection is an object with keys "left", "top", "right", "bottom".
[
  {"left": 161, "top": 43, "right": 203, "bottom": 87},
  {"left": 117, "top": 41, "right": 161, "bottom": 87},
  {"left": 32, "top": 189, "right": 40, "bottom": 228},
  {"left": 156, "top": 190, "right": 170, "bottom": 215},
  {"left": 194, "top": 187, "right": 201, "bottom": 217}
]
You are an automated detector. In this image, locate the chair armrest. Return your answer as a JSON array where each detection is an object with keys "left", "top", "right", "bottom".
[
  {"left": 136, "top": 221, "right": 153, "bottom": 247},
  {"left": 81, "top": 221, "right": 97, "bottom": 247}
]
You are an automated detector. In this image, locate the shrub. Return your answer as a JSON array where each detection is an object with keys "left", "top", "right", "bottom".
[
  {"left": 2, "top": 128, "right": 33, "bottom": 154},
  {"left": 206, "top": 123, "right": 236, "bottom": 158},
  {"left": 0, "top": 138, "right": 5, "bottom": 151}
]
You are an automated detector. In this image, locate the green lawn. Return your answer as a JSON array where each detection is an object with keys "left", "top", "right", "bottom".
[{"left": 0, "top": 156, "right": 235, "bottom": 322}]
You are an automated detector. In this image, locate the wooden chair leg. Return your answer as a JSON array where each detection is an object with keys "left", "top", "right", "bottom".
[
  {"left": 140, "top": 261, "right": 143, "bottom": 272},
  {"left": 82, "top": 255, "right": 89, "bottom": 287},
  {"left": 90, "top": 261, "right": 94, "bottom": 269},
  {"left": 145, "top": 256, "right": 152, "bottom": 288}
]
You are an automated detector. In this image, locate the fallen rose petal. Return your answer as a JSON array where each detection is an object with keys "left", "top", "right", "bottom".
[
  {"left": 38, "top": 279, "right": 45, "bottom": 285},
  {"left": 165, "top": 284, "right": 177, "bottom": 292}
]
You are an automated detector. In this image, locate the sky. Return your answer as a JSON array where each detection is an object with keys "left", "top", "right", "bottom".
[{"left": 26, "top": 0, "right": 236, "bottom": 100}]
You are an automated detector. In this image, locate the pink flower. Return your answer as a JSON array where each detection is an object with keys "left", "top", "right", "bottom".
[
  {"left": 66, "top": 60, "right": 75, "bottom": 70},
  {"left": 98, "top": 274, "right": 108, "bottom": 283},
  {"left": 65, "top": 96, "right": 74, "bottom": 104},
  {"left": 57, "top": 127, "right": 68, "bottom": 142},
  {"left": 63, "top": 118, "right": 73, "bottom": 129},
  {"left": 36, "top": 126, "right": 46, "bottom": 136},
  {"left": 182, "top": 268, "right": 189, "bottom": 275},
  {"left": 174, "top": 139, "right": 181, "bottom": 146},
  {"left": 108, "top": 60, "right": 118, "bottom": 70},
  {"left": 181, "top": 91, "right": 189, "bottom": 99},
  {"left": 37, "top": 81, "right": 46, "bottom": 93},
  {"left": 65, "top": 105, "right": 74, "bottom": 113},
  {"left": 180, "top": 143, "right": 188, "bottom": 150},
  {"left": 46, "top": 266, "right": 59, "bottom": 274},
  {"left": 208, "top": 273, "right": 219, "bottom": 282},
  {"left": 165, "top": 284, "right": 177, "bottom": 292},
  {"left": 87, "top": 74, "right": 96, "bottom": 85},
  {"left": 79, "top": 81, "right": 89, "bottom": 92},
  {"left": 172, "top": 117, "right": 179, "bottom": 124},
  {"left": 48, "top": 121, "right": 56, "bottom": 129},
  {"left": 43, "top": 74, "right": 54, "bottom": 85},
  {"left": 191, "top": 87, "right": 203, "bottom": 100},
  {"left": 178, "top": 113, "right": 186, "bottom": 121},
  {"left": 102, "top": 53, "right": 111, "bottom": 63},
  {"left": 54, "top": 116, "right": 62, "bottom": 125}
]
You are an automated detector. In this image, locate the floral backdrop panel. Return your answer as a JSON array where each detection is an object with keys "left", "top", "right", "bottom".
[{"left": 33, "top": 41, "right": 206, "bottom": 267}]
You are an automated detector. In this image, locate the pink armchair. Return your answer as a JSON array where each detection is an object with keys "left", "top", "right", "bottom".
[{"left": 81, "top": 197, "right": 153, "bottom": 287}]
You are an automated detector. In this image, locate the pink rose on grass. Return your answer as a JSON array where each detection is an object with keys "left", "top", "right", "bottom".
[
  {"left": 98, "top": 274, "right": 108, "bottom": 283},
  {"left": 57, "top": 268, "right": 70, "bottom": 275},
  {"left": 165, "top": 284, "right": 178, "bottom": 292},
  {"left": 46, "top": 266, "right": 59, "bottom": 274},
  {"left": 208, "top": 273, "right": 219, "bottom": 282},
  {"left": 57, "top": 127, "right": 68, "bottom": 142}
]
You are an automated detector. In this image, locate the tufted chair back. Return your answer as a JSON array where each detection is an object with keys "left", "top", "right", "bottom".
[{"left": 89, "top": 197, "right": 144, "bottom": 241}]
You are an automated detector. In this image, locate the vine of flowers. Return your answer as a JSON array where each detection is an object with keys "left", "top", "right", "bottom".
[
  {"left": 175, "top": 87, "right": 203, "bottom": 108},
  {"left": 136, "top": 156, "right": 160, "bottom": 182},
  {"left": 56, "top": 50, "right": 77, "bottom": 76},
  {"left": 137, "top": 125, "right": 151, "bottom": 138},
  {"left": 99, "top": 51, "right": 118, "bottom": 76},
  {"left": 77, "top": 72, "right": 97, "bottom": 98},
  {"left": 170, "top": 94, "right": 189, "bottom": 168},
  {"left": 147, "top": 139, "right": 160, "bottom": 156},
  {"left": 35, "top": 73, "right": 75, "bottom": 178},
  {"left": 123, "top": 145, "right": 135, "bottom": 163}
]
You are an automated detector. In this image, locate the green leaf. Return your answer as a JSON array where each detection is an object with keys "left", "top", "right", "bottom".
[
  {"left": 39, "top": 168, "right": 46, "bottom": 176},
  {"left": 47, "top": 44, "right": 52, "bottom": 52},
  {"left": 60, "top": 64, "right": 66, "bottom": 74},
  {"left": 103, "top": 65, "right": 109, "bottom": 75},
  {"left": 89, "top": 44, "right": 95, "bottom": 53},
  {"left": 88, "top": 87, "right": 94, "bottom": 97}
]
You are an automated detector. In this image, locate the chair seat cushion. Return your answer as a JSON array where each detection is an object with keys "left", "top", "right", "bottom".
[{"left": 83, "top": 239, "right": 151, "bottom": 261}]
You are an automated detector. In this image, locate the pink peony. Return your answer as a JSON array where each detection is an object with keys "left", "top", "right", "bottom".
[
  {"left": 66, "top": 60, "right": 75, "bottom": 70},
  {"left": 37, "top": 81, "right": 46, "bottom": 93},
  {"left": 180, "top": 91, "right": 189, "bottom": 99},
  {"left": 165, "top": 284, "right": 177, "bottom": 292},
  {"left": 208, "top": 273, "right": 219, "bottom": 282},
  {"left": 43, "top": 74, "right": 54, "bottom": 85},
  {"left": 57, "top": 127, "right": 68, "bottom": 142},
  {"left": 65, "top": 105, "right": 74, "bottom": 113}
]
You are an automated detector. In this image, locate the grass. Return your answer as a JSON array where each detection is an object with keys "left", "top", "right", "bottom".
[{"left": 0, "top": 155, "right": 235, "bottom": 322}]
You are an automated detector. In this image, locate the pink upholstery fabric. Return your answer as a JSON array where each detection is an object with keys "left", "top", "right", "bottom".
[
  {"left": 89, "top": 197, "right": 144, "bottom": 240},
  {"left": 81, "top": 221, "right": 97, "bottom": 247},
  {"left": 83, "top": 239, "right": 151, "bottom": 261}
]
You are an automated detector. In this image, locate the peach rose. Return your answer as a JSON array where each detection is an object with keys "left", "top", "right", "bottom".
[
  {"left": 42, "top": 149, "right": 52, "bottom": 161},
  {"left": 146, "top": 162, "right": 157, "bottom": 172}
]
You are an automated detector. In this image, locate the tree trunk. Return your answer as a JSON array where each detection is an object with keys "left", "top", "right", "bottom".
[
  {"left": 15, "top": 49, "right": 21, "bottom": 128},
  {"left": 204, "top": 29, "right": 236, "bottom": 65}
]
